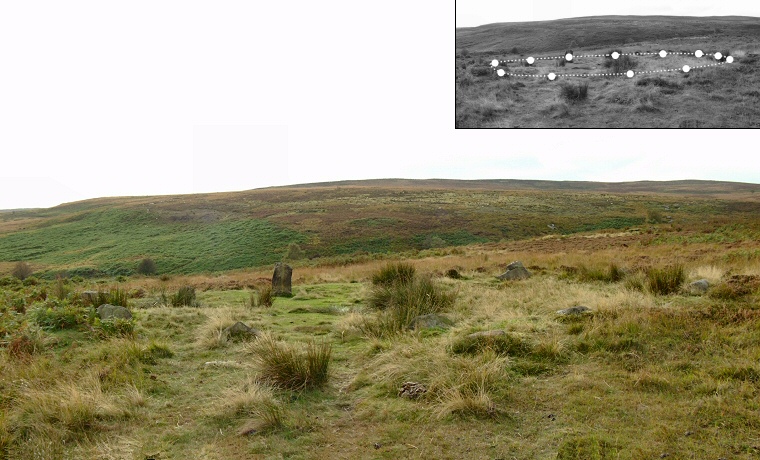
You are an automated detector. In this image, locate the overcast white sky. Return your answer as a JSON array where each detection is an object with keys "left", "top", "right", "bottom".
[
  {"left": 1, "top": 1, "right": 759, "bottom": 209},
  {"left": 457, "top": 0, "right": 760, "bottom": 27}
]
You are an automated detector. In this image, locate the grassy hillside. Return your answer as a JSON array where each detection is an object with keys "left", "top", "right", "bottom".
[
  {"left": 455, "top": 16, "right": 760, "bottom": 128},
  {"left": 3, "top": 227, "right": 760, "bottom": 458},
  {"left": 455, "top": 16, "right": 760, "bottom": 53},
  {"left": 2, "top": 179, "right": 760, "bottom": 277}
]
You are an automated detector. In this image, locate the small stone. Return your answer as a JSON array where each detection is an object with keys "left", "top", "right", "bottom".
[
  {"left": 222, "top": 322, "right": 260, "bottom": 341},
  {"left": 556, "top": 306, "right": 592, "bottom": 316},
  {"left": 496, "top": 261, "right": 532, "bottom": 280},
  {"left": 96, "top": 304, "right": 132, "bottom": 320},
  {"left": 688, "top": 279, "right": 710, "bottom": 294},
  {"left": 408, "top": 314, "right": 454, "bottom": 331}
]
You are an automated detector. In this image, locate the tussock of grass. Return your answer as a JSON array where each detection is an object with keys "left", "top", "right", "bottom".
[
  {"left": 559, "top": 81, "right": 588, "bottom": 103},
  {"left": 434, "top": 387, "right": 497, "bottom": 419},
  {"left": 646, "top": 265, "right": 685, "bottom": 295},
  {"left": 573, "top": 263, "right": 625, "bottom": 283},
  {"left": 603, "top": 53, "right": 638, "bottom": 73},
  {"left": 196, "top": 308, "right": 237, "bottom": 349},
  {"left": 8, "top": 373, "right": 133, "bottom": 447},
  {"left": 254, "top": 285, "right": 273, "bottom": 307},
  {"left": 248, "top": 333, "right": 331, "bottom": 391},
  {"left": 211, "top": 377, "right": 285, "bottom": 432},
  {"left": 363, "top": 275, "right": 456, "bottom": 337},
  {"left": 450, "top": 332, "right": 531, "bottom": 356},
  {"left": 371, "top": 262, "right": 416, "bottom": 287},
  {"left": 171, "top": 285, "right": 198, "bottom": 307}
]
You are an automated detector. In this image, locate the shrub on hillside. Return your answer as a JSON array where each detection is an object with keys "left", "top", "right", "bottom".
[
  {"left": 136, "top": 258, "right": 157, "bottom": 275},
  {"left": 363, "top": 275, "right": 456, "bottom": 337},
  {"left": 253, "top": 285, "right": 273, "bottom": 308},
  {"left": 470, "top": 66, "right": 492, "bottom": 77},
  {"left": 450, "top": 332, "right": 531, "bottom": 356},
  {"left": 12, "top": 262, "right": 33, "bottom": 281},
  {"left": 646, "top": 265, "right": 685, "bottom": 295},
  {"left": 30, "top": 301, "right": 88, "bottom": 330},
  {"left": 284, "top": 243, "right": 305, "bottom": 261},
  {"left": 371, "top": 262, "right": 416, "bottom": 287},
  {"left": 559, "top": 81, "right": 588, "bottom": 103},
  {"left": 576, "top": 264, "right": 625, "bottom": 283},
  {"left": 171, "top": 286, "right": 198, "bottom": 307},
  {"left": 603, "top": 54, "right": 638, "bottom": 73},
  {"left": 249, "top": 334, "right": 331, "bottom": 391},
  {"left": 95, "top": 287, "right": 129, "bottom": 308}
]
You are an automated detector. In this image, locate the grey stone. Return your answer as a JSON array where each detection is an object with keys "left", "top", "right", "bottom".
[
  {"left": 222, "top": 321, "right": 260, "bottom": 341},
  {"left": 689, "top": 279, "right": 710, "bottom": 294},
  {"left": 96, "top": 304, "right": 132, "bottom": 320},
  {"left": 272, "top": 262, "right": 293, "bottom": 296},
  {"left": 556, "top": 305, "right": 592, "bottom": 316},
  {"left": 497, "top": 261, "right": 532, "bottom": 280},
  {"left": 408, "top": 314, "right": 454, "bottom": 331},
  {"left": 466, "top": 330, "right": 506, "bottom": 339}
]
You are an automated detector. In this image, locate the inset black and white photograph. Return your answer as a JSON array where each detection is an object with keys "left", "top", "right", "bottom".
[{"left": 456, "top": 0, "right": 760, "bottom": 128}]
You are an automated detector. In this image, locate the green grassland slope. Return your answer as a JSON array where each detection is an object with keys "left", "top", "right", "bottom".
[{"left": 2, "top": 179, "right": 760, "bottom": 277}]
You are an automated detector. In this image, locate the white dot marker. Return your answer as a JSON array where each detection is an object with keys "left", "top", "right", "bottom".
[
  {"left": 527, "top": 56, "right": 535, "bottom": 65},
  {"left": 612, "top": 52, "right": 620, "bottom": 60},
  {"left": 683, "top": 65, "right": 690, "bottom": 73},
  {"left": 727, "top": 56, "right": 734, "bottom": 63},
  {"left": 497, "top": 69, "right": 506, "bottom": 77},
  {"left": 491, "top": 59, "right": 499, "bottom": 67},
  {"left": 626, "top": 70, "right": 634, "bottom": 78},
  {"left": 714, "top": 52, "right": 723, "bottom": 60},
  {"left": 548, "top": 72, "right": 556, "bottom": 81},
  {"left": 565, "top": 53, "right": 573, "bottom": 61},
  {"left": 695, "top": 50, "right": 704, "bottom": 58},
  {"left": 659, "top": 50, "right": 667, "bottom": 58}
]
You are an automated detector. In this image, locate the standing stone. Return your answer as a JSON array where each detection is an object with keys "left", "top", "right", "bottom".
[{"left": 272, "top": 262, "right": 293, "bottom": 297}]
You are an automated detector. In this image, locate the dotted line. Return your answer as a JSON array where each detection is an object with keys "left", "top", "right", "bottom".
[
  {"left": 498, "top": 51, "right": 725, "bottom": 64},
  {"left": 498, "top": 62, "right": 724, "bottom": 78}
]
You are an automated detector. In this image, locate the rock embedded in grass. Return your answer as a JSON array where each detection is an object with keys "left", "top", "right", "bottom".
[
  {"left": 408, "top": 313, "right": 454, "bottom": 331},
  {"left": 688, "top": 279, "right": 710, "bottom": 294},
  {"left": 96, "top": 304, "right": 132, "bottom": 320},
  {"left": 222, "top": 321, "right": 260, "bottom": 341},
  {"left": 497, "top": 261, "right": 532, "bottom": 280},
  {"left": 556, "top": 305, "right": 592, "bottom": 316}
]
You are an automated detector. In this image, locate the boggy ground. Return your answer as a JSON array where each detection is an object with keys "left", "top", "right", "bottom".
[
  {"left": 3, "top": 227, "right": 760, "bottom": 459},
  {"left": 456, "top": 35, "right": 760, "bottom": 128}
]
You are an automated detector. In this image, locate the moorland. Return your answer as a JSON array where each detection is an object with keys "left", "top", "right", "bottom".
[
  {"left": 2, "top": 179, "right": 760, "bottom": 459},
  {"left": 455, "top": 16, "right": 760, "bottom": 128}
]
